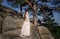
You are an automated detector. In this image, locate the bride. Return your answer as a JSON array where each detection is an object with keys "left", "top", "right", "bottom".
[{"left": 20, "top": 10, "right": 30, "bottom": 37}]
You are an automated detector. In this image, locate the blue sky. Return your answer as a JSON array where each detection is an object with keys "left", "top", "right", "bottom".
[{"left": 1, "top": 0, "right": 20, "bottom": 12}]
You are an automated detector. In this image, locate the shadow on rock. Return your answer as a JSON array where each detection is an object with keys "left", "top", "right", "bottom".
[{"left": 2, "top": 34, "right": 20, "bottom": 39}]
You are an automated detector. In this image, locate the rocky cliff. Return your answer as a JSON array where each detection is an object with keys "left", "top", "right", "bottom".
[
  {"left": 0, "top": 5, "right": 22, "bottom": 18},
  {"left": 0, "top": 16, "right": 54, "bottom": 39},
  {"left": 0, "top": 5, "right": 23, "bottom": 34}
]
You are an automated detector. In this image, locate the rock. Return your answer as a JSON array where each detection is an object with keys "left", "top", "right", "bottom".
[
  {"left": 29, "top": 24, "right": 41, "bottom": 39},
  {"left": 0, "top": 34, "right": 2, "bottom": 39},
  {"left": 38, "top": 26, "right": 54, "bottom": 39},
  {"left": 2, "top": 16, "right": 24, "bottom": 39},
  {"left": 2, "top": 20, "right": 35, "bottom": 39},
  {"left": 38, "top": 26, "right": 51, "bottom": 35},
  {"left": 2, "top": 16, "right": 54, "bottom": 39},
  {"left": 2, "top": 16, "right": 23, "bottom": 32},
  {"left": 2, "top": 29, "right": 21, "bottom": 36},
  {"left": 14, "top": 36, "right": 32, "bottom": 39},
  {"left": 0, "top": 16, "right": 3, "bottom": 33},
  {"left": 2, "top": 36, "right": 10, "bottom": 39},
  {"left": 2, "top": 29, "right": 21, "bottom": 39},
  {"left": 40, "top": 35, "right": 54, "bottom": 39}
]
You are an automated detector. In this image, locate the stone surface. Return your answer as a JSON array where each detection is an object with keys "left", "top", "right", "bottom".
[
  {"left": 31, "top": 26, "right": 41, "bottom": 39},
  {"left": 2, "top": 16, "right": 23, "bottom": 32},
  {"left": 2, "top": 29, "right": 21, "bottom": 36},
  {"left": 2, "top": 26, "right": 40, "bottom": 39},
  {"left": 2, "top": 16, "right": 23, "bottom": 39},
  {"left": 0, "top": 16, "right": 3, "bottom": 33},
  {"left": 14, "top": 36, "right": 32, "bottom": 39},
  {"left": 40, "top": 35, "right": 54, "bottom": 39},
  {"left": 0, "top": 34, "right": 2, "bottom": 39},
  {"left": 38, "top": 26, "right": 51, "bottom": 35},
  {"left": 2, "top": 23, "right": 54, "bottom": 39},
  {"left": 2, "top": 25, "right": 31, "bottom": 39},
  {"left": 1, "top": 16, "right": 54, "bottom": 39},
  {"left": 2, "top": 29, "right": 21, "bottom": 39},
  {"left": 38, "top": 26, "right": 54, "bottom": 39}
]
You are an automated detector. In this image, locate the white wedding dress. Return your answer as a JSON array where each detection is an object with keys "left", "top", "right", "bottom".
[{"left": 20, "top": 12, "right": 30, "bottom": 37}]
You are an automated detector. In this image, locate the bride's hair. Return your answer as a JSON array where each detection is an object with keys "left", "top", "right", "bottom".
[{"left": 24, "top": 10, "right": 28, "bottom": 20}]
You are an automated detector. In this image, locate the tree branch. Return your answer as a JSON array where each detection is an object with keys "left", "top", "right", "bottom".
[{"left": 26, "top": 0, "right": 32, "bottom": 7}]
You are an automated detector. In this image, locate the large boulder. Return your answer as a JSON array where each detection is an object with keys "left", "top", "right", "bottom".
[
  {"left": 2, "top": 16, "right": 24, "bottom": 39},
  {"left": 2, "top": 16, "right": 54, "bottom": 39},
  {"left": 2, "top": 16, "right": 24, "bottom": 32},
  {"left": 38, "top": 26, "right": 54, "bottom": 39},
  {"left": 2, "top": 23, "right": 36, "bottom": 39}
]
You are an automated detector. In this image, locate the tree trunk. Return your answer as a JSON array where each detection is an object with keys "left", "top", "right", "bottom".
[
  {"left": 33, "top": 4, "right": 37, "bottom": 26},
  {"left": 33, "top": 10, "right": 37, "bottom": 26},
  {"left": 26, "top": 0, "right": 37, "bottom": 26}
]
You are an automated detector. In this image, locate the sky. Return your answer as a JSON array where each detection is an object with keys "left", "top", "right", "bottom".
[
  {"left": 1, "top": 0, "right": 60, "bottom": 25},
  {"left": 53, "top": 12, "right": 60, "bottom": 25},
  {"left": 1, "top": 0, "right": 20, "bottom": 12}
]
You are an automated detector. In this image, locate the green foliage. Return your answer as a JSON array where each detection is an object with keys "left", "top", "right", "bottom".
[
  {"left": 7, "top": 0, "right": 27, "bottom": 7},
  {"left": 40, "top": 0, "right": 50, "bottom": 2},
  {"left": 44, "top": 17, "right": 60, "bottom": 39},
  {"left": 19, "top": 0, "right": 26, "bottom": 5},
  {"left": 45, "top": 26, "right": 60, "bottom": 39},
  {"left": 0, "top": 0, "right": 2, "bottom": 3},
  {"left": 39, "top": 6, "right": 60, "bottom": 39},
  {"left": 0, "top": 0, "right": 3, "bottom": 4}
]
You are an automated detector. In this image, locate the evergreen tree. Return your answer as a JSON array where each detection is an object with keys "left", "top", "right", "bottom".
[
  {"left": 0, "top": 0, "right": 3, "bottom": 4},
  {"left": 7, "top": 0, "right": 27, "bottom": 12}
]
